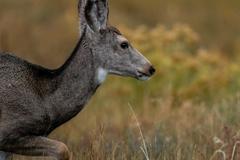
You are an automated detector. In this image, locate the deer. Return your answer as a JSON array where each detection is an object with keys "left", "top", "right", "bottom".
[{"left": 0, "top": 0, "right": 155, "bottom": 159}]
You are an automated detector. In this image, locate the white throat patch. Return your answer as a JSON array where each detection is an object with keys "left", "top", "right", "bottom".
[{"left": 96, "top": 68, "right": 108, "bottom": 84}]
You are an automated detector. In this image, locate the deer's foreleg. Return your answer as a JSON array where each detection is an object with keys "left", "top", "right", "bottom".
[{"left": 4, "top": 136, "right": 71, "bottom": 160}]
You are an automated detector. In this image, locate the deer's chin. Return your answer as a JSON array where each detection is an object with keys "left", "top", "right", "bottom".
[
  {"left": 109, "top": 70, "right": 151, "bottom": 81},
  {"left": 137, "top": 75, "right": 151, "bottom": 81}
]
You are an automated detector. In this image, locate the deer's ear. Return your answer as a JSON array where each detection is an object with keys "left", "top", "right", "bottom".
[{"left": 83, "top": 0, "right": 109, "bottom": 32}]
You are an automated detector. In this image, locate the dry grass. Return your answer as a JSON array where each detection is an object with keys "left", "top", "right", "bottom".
[{"left": 13, "top": 95, "right": 240, "bottom": 159}]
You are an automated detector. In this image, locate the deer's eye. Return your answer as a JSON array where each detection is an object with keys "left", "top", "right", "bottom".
[{"left": 120, "top": 42, "right": 129, "bottom": 49}]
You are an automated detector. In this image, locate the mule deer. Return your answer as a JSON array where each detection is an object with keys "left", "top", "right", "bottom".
[{"left": 0, "top": 0, "right": 155, "bottom": 159}]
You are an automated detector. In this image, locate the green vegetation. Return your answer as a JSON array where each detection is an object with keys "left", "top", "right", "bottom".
[{"left": 1, "top": 0, "right": 240, "bottom": 159}]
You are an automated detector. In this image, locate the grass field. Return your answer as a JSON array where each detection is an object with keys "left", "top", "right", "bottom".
[{"left": 1, "top": 0, "right": 240, "bottom": 159}]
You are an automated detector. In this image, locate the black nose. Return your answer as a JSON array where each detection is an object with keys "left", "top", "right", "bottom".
[{"left": 149, "top": 66, "right": 156, "bottom": 75}]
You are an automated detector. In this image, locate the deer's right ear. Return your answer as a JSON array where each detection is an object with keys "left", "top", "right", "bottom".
[{"left": 79, "top": 0, "right": 109, "bottom": 33}]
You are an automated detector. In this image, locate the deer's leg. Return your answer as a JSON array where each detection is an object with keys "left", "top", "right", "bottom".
[
  {"left": 4, "top": 136, "right": 71, "bottom": 160},
  {"left": 0, "top": 151, "right": 12, "bottom": 160}
]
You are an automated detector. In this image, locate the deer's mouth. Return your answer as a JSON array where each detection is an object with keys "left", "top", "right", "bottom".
[{"left": 137, "top": 71, "right": 151, "bottom": 81}]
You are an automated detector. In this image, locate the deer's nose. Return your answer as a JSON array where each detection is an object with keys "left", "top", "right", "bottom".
[
  {"left": 149, "top": 66, "right": 156, "bottom": 76},
  {"left": 141, "top": 64, "right": 156, "bottom": 76}
]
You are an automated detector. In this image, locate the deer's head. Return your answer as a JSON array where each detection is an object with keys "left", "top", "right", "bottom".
[{"left": 79, "top": 0, "right": 155, "bottom": 82}]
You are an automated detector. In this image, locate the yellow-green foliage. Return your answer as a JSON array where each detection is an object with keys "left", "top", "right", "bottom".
[{"left": 115, "top": 24, "right": 240, "bottom": 104}]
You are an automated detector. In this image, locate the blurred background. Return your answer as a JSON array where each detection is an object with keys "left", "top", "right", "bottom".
[{"left": 1, "top": 0, "right": 240, "bottom": 159}]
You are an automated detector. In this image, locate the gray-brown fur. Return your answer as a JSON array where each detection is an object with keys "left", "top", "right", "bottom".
[{"left": 0, "top": 0, "right": 155, "bottom": 159}]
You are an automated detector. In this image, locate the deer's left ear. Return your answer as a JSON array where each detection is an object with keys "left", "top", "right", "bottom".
[{"left": 85, "top": 0, "right": 109, "bottom": 32}]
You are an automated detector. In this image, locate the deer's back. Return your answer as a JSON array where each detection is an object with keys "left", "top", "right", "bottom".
[
  {"left": 0, "top": 53, "right": 44, "bottom": 97},
  {"left": 0, "top": 53, "right": 53, "bottom": 146}
]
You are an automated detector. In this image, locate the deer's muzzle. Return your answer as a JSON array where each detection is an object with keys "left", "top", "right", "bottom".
[{"left": 137, "top": 64, "right": 156, "bottom": 81}]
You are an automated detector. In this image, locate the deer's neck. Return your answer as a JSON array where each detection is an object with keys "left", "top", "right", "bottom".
[{"left": 47, "top": 35, "right": 101, "bottom": 130}]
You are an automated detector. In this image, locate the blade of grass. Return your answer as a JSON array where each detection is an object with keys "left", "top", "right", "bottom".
[{"left": 128, "top": 103, "right": 150, "bottom": 160}]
